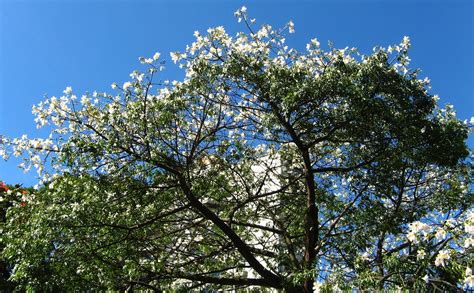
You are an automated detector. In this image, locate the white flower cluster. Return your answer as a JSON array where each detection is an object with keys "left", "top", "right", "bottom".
[
  {"left": 405, "top": 209, "right": 474, "bottom": 285},
  {"left": 234, "top": 6, "right": 247, "bottom": 23},
  {"left": 434, "top": 249, "right": 450, "bottom": 267},
  {"left": 465, "top": 267, "right": 474, "bottom": 288},
  {"left": 139, "top": 51, "right": 160, "bottom": 65},
  {"left": 406, "top": 221, "right": 430, "bottom": 243}
]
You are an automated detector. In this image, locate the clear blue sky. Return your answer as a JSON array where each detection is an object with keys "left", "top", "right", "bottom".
[{"left": 0, "top": 0, "right": 472, "bottom": 186}]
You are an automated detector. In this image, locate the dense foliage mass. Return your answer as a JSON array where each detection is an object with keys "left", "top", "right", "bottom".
[{"left": 1, "top": 7, "right": 473, "bottom": 292}]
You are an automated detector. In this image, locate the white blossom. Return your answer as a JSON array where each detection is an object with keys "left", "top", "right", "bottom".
[
  {"left": 313, "top": 281, "right": 323, "bottom": 293},
  {"left": 123, "top": 82, "right": 132, "bottom": 91},
  {"left": 434, "top": 250, "right": 450, "bottom": 267},
  {"left": 416, "top": 249, "right": 426, "bottom": 260},
  {"left": 80, "top": 95, "right": 90, "bottom": 105},
  {"left": 435, "top": 228, "right": 446, "bottom": 240},
  {"left": 401, "top": 36, "right": 410, "bottom": 49},
  {"left": 170, "top": 52, "right": 180, "bottom": 63},
  {"left": 464, "top": 237, "right": 474, "bottom": 248},
  {"left": 465, "top": 267, "right": 474, "bottom": 287},
  {"left": 465, "top": 222, "right": 474, "bottom": 235},
  {"left": 288, "top": 20, "right": 295, "bottom": 33},
  {"left": 63, "top": 86, "right": 72, "bottom": 95}
]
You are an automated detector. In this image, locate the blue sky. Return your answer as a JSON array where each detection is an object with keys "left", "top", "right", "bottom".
[{"left": 0, "top": 0, "right": 472, "bottom": 186}]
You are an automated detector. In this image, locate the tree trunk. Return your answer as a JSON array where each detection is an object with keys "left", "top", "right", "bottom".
[{"left": 302, "top": 150, "right": 318, "bottom": 293}]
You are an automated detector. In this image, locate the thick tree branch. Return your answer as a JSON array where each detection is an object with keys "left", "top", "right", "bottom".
[{"left": 177, "top": 175, "right": 282, "bottom": 288}]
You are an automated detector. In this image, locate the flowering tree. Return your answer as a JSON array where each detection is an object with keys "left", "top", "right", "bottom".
[{"left": 1, "top": 7, "right": 473, "bottom": 292}]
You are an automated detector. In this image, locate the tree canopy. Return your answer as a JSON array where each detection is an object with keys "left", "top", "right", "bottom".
[{"left": 1, "top": 7, "right": 473, "bottom": 292}]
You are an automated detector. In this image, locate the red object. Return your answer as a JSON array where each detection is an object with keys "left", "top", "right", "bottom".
[{"left": 0, "top": 182, "right": 8, "bottom": 192}]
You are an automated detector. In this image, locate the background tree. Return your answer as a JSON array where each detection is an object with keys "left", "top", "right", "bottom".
[
  {"left": 0, "top": 182, "right": 16, "bottom": 291},
  {"left": 0, "top": 183, "right": 59, "bottom": 291},
  {"left": 1, "top": 7, "right": 473, "bottom": 292}
]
